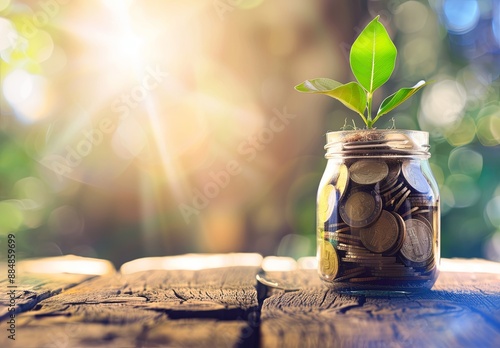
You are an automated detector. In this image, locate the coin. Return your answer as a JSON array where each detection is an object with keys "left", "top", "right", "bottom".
[
  {"left": 325, "top": 225, "right": 350, "bottom": 233},
  {"left": 334, "top": 163, "right": 350, "bottom": 201},
  {"left": 324, "top": 231, "right": 360, "bottom": 241},
  {"left": 342, "top": 255, "right": 397, "bottom": 263},
  {"left": 408, "top": 195, "right": 433, "bottom": 207},
  {"left": 382, "top": 181, "right": 404, "bottom": 198},
  {"left": 386, "top": 211, "right": 406, "bottom": 256},
  {"left": 324, "top": 231, "right": 363, "bottom": 247},
  {"left": 318, "top": 184, "right": 337, "bottom": 222},
  {"left": 336, "top": 243, "right": 369, "bottom": 252},
  {"left": 334, "top": 269, "right": 367, "bottom": 282},
  {"left": 401, "top": 207, "right": 419, "bottom": 218},
  {"left": 394, "top": 189, "right": 411, "bottom": 212},
  {"left": 369, "top": 268, "right": 420, "bottom": 277},
  {"left": 339, "top": 189, "right": 382, "bottom": 228},
  {"left": 350, "top": 160, "right": 389, "bottom": 185},
  {"left": 413, "top": 215, "right": 433, "bottom": 233},
  {"left": 402, "top": 161, "right": 430, "bottom": 193},
  {"left": 378, "top": 160, "right": 401, "bottom": 191},
  {"left": 386, "top": 186, "right": 408, "bottom": 208},
  {"left": 326, "top": 221, "right": 348, "bottom": 230},
  {"left": 400, "top": 218, "right": 433, "bottom": 266},
  {"left": 255, "top": 274, "right": 301, "bottom": 291},
  {"left": 349, "top": 276, "right": 381, "bottom": 283},
  {"left": 359, "top": 210, "right": 400, "bottom": 254},
  {"left": 320, "top": 240, "right": 339, "bottom": 278}
]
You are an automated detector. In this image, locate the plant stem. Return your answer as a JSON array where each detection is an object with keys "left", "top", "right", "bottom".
[
  {"left": 358, "top": 112, "right": 368, "bottom": 126},
  {"left": 366, "top": 92, "right": 373, "bottom": 128}
]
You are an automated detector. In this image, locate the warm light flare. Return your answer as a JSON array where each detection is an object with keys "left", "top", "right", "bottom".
[
  {"left": 19, "top": 255, "right": 115, "bottom": 275},
  {"left": 120, "top": 253, "right": 263, "bottom": 274}
]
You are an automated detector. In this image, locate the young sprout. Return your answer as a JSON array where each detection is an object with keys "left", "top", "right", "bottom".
[{"left": 295, "top": 16, "right": 426, "bottom": 129}]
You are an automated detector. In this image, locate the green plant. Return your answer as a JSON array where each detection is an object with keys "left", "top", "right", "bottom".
[{"left": 295, "top": 16, "right": 426, "bottom": 129}]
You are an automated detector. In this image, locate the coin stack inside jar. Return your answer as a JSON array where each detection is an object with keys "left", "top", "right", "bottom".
[{"left": 318, "top": 158, "right": 438, "bottom": 288}]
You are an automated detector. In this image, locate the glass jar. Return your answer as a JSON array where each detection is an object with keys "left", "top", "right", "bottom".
[{"left": 317, "top": 130, "right": 440, "bottom": 294}]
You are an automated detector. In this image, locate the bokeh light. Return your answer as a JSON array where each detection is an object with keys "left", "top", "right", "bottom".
[
  {"left": 419, "top": 79, "right": 467, "bottom": 132},
  {"left": 476, "top": 105, "right": 500, "bottom": 146},
  {"left": 485, "top": 194, "right": 500, "bottom": 228},
  {"left": 443, "top": 0, "right": 480, "bottom": 34},
  {"left": 448, "top": 147, "right": 483, "bottom": 178},
  {"left": 0, "top": 0, "right": 11, "bottom": 12}
]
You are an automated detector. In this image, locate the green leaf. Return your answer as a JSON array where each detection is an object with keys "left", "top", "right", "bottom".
[
  {"left": 294, "top": 78, "right": 342, "bottom": 92},
  {"left": 376, "top": 80, "right": 426, "bottom": 118},
  {"left": 350, "top": 16, "right": 397, "bottom": 93},
  {"left": 295, "top": 79, "right": 367, "bottom": 117},
  {"left": 325, "top": 82, "right": 367, "bottom": 116}
]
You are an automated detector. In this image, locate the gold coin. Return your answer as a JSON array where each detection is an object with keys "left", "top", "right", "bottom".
[
  {"left": 359, "top": 210, "right": 400, "bottom": 254},
  {"left": 334, "top": 163, "right": 349, "bottom": 200},
  {"left": 319, "top": 241, "right": 339, "bottom": 278},
  {"left": 350, "top": 160, "right": 389, "bottom": 185},
  {"left": 318, "top": 184, "right": 336, "bottom": 222}
]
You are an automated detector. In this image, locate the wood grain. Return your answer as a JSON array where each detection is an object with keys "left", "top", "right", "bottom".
[
  {"left": 260, "top": 259, "right": 500, "bottom": 348},
  {"left": 0, "top": 273, "right": 98, "bottom": 321},
  {"left": 1, "top": 257, "right": 500, "bottom": 347},
  {"left": 1, "top": 266, "right": 260, "bottom": 347}
]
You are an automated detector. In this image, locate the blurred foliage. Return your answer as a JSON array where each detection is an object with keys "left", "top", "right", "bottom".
[{"left": 0, "top": 0, "right": 499, "bottom": 265}]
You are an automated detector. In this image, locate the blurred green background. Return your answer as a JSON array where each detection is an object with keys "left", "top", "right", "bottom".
[{"left": 0, "top": 0, "right": 499, "bottom": 267}]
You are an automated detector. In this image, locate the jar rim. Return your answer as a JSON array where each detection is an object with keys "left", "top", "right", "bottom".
[{"left": 325, "top": 129, "right": 430, "bottom": 159}]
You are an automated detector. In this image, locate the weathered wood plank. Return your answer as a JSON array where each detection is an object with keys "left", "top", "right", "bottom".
[
  {"left": 30, "top": 266, "right": 260, "bottom": 318},
  {"left": 0, "top": 254, "right": 115, "bottom": 322},
  {"left": 2, "top": 255, "right": 499, "bottom": 347},
  {"left": 1, "top": 266, "right": 260, "bottom": 347},
  {"left": 1, "top": 316, "right": 254, "bottom": 348},
  {"left": 260, "top": 259, "right": 500, "bottom": 348},
  {"left": 0, "top": 273, "right": 98, "bottom": 321},
  {"left": 143, "top": 318, "right": 256, "bottom": 348}
]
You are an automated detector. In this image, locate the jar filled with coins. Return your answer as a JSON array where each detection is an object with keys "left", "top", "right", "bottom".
[{"left": 317, "top": 130, "right": 440, "bottom": 293}]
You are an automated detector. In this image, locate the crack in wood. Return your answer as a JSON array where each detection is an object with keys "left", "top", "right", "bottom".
[{"left": 171, "top": 289, "right": 187, "bottom": 302}]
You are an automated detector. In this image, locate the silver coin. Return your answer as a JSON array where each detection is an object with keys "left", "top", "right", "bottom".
[
  {"left": 400, "top": 218, "right": 433, "bottom": 265},
  {"left": 402, "top": 161, "right": 430, "bottom": 193},
  {"left": 256, "top": 274, "right": 301, "bottom": 291}
]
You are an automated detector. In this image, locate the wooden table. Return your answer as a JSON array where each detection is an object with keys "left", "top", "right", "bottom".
[{"left": 1, "top": 255, "right": 499, "bottom": 347}]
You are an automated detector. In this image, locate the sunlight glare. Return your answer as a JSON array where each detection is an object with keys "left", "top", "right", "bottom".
[
  {"left": 0, "top": 0, "right": 11, "bottom": 12},
  {"left": 102, "top": 0, "right": 146, "bottom": 71},
  {"left": 19, "top": 255, "right": 115, "bottom": 275},
  {"left": 120, "top": 253, "right": 263, "bottom": 274},
  {"left": 3, "top": 69, "right": 52, "bottom": 124}
]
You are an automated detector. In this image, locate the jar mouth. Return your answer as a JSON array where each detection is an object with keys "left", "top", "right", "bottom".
[{"left": 325, "top": 129, "right": 430, "bottom": 159}]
